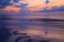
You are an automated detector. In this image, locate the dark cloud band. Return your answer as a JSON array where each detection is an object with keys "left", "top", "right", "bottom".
[
  {"left": 0, "top": 0, "right": 12, "bottom": 8},
  {"left": 0, "top": 0, "right": 20, "bottom": 8},
  {"left": 38, "top": 5, "right": 64, "bottom": 12}
]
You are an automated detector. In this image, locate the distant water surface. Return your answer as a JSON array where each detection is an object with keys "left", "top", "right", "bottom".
[{"left": 0, "top": 18, "right": 64, "bottom": 42}]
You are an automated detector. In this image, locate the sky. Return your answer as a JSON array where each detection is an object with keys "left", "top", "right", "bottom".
[{"left": 0, "top": 0, "right": 64, "bottom": 19}]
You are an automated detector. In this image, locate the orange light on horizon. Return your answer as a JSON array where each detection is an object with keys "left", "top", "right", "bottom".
[
  {"left": 27, "top": 4, "right": 46, "bottom": 11},
  {"left": 2, "top": 6, "right": 21, "bottom": 12}
]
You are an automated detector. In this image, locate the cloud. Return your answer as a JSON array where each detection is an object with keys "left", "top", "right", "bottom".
[
  {"left": 2, "top": 4, "right": 28, "bottom": 12},
  {"left": 0, "top": 0, "right": 28, "bottom": 12},
  {"left": 45, "top": 0, "right": 50, "bottom": 4},
  {"left": 19, "top": 4, "right": 28, "bottom": 8},
  {"left": 38, "top": 5, "right": 64, "bottom": 12},
  {"left": 0, "top": 0, "right": 12, "bottom": 8},
  {"left": 0, "top": 0, "right": 21, "bottom": 8},
  {"left": 51, "top": 5, "right": 64, "bottom": 11},
  {"left": 13, "top": 0, "right": 20, "bottom": 3}
]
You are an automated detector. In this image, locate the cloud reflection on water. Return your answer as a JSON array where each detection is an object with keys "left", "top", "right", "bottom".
[{"left": 0, "top": 15, "right": 64, "bottom": 42}]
